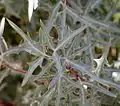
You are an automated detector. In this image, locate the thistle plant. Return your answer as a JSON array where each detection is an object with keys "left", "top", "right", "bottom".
[{"left": 0, "top": 0, "right": 120, "bottom": 106}]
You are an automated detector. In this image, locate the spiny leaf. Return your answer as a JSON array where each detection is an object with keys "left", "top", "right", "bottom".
[{"left": 22, "top": 57, "right": 43, "bottom": 86}]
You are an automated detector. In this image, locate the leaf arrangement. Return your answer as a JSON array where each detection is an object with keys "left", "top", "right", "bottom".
[{"left": 0, "top": 0, "right": 120, "bottom": 106}]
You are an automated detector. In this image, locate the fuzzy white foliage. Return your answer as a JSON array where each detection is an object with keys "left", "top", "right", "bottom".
[
  {"left": 112, "top": 72, "right": 120, "bottom": 82},
  {"left": 0, "top": 17, "right": 6, "bottom": 66},
  {"left": 0, "top": 17, "right": 5, "bottom": 37},
  {"left": 0, "top": 17, "right": 7, "bottom": 50},
  {"left": 28, "top": 0, "right": 38, "bottom": 21},
  {"left": 114, "top": 61, "right": 120, "bottom": 69}
]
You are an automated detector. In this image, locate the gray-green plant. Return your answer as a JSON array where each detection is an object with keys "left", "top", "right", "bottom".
[{"left": 0, "top": 0, "right": 120, "bottom": 106}]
